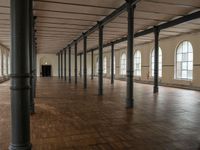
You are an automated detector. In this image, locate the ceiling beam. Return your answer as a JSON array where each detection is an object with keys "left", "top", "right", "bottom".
[
  {"left": 81, "top": 10, "right": 200, "bottom": 54},
  {"left": 61, "top": 0, "right": 140, "bottom": 51}
]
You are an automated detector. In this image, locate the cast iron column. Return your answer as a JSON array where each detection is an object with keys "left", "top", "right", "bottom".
[
  {"left": 6, "top": 54, "right": 9, "bottom": 75},
  {"left": 80, "top": 54, "right": 82, "bottom": 77},
  {"left": 111, "top": 42, "right": 114, "bottom": 84},
  {"left": 28, "top": 0, "right": 34, "bottom": 114},
  {"left": 32, "top": 17, "right": 37, "bottom": 99},
  {"left": 68, "top": 46, "right": 71, "bottom": 83},
  {"left": 126, "top": 0, "right": 135, "bottom": 108},
  {"left": 64, "top": 49, "right": 67, "bottom": 81},
  {"left": 1, "top": 52, "right": 3, "bottom": 76},
  {"left": 60, "top": 51, "right": 63, "bottom": 79},
  {"left": 153, "top": 26, "right": 160, "bottom": 93},
  {"left": 58, "top": 53, "right": 60, "bottom": 78},
  {"left": 9, "top": 0, "right": 32, "bottom": 149},
  {"left": 74, "top": 42, "right": 78, "bottom": 84},
  {"left": 98, "top": 23, "right": 104, "bottom": 95},
  {"left": 83, "top": 33, "right": 87, "bottom": 89},
  {"left": 91, "top": 50, "right": 94, "bottom": 80}
]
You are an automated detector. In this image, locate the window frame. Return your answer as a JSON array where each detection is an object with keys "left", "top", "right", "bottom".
[{"left": 175, "top": 41, "right": 193, "bottom": 81}]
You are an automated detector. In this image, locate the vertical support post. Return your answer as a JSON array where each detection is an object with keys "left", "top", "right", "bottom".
[
  {"left": 28, "top": 0, "right": 34, "bottom": 114},
  {"left": 91, "top": 50, "right": 94, "bottom": 80},
  {"left": 32, "top": 17, "right": 37, "bottom": 99},
  {"left": 68, "top": 46, "right": 71, "bottom": 83},
  {"left": 9, "top": 0, "right": 32, "bottom": 149},
  {"left": 126, "top": 0, "right": 135, "bottom": 108},
  {"left": 1, "top": 52, "right": 3, "bottom": 76},
  {"left": 60, "top": 51, "right": 63, "bottom": 79},
  {"left": 64, "top": 49, "right": 67, "bottom": 81},
  {"left": 153, "top": 26, "right": 160, "bottom": 93},
  {"left": 111, "top": 42, "right": 114, "bottom": 84},
  {"left": 74, "top": 42, "right": 78, "bottom": 84},
  {"left": 6, "top": 54, "right": 9, "bottom": 75},
  {"left": 98, "top": 23, "right": 104, "bottom": 95},
  {"left": 83, "top": 33, "right": 87, "bottom": 89},
  {"left": 58, "top": 53, "right": 60, "bottom": 78},
  {"left": 80, "top": 54, "right": 82, "bottom": 77}
]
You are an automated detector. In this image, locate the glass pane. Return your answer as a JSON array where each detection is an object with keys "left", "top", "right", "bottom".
[
  {"left": 188, "top": 62, "right": 193, "bottom": 70},
  {"left": 188, "top": 43, "right": 193, "bottom": 53},
  {"left": 188, "top": 53, "right": 193, "bottom": 61},
  {"left": 183, "top": 42, "right": 188, "bottom": 53},
  {"left": 182, "top": 71, "right": 187, "bottom": 78},
  {"left": 177, "top": 47, "right": 182, "bottom": 54},
  {"left": 182, "top": 53, "right": 188, "bottom": 61},
  {"left": 177, "top": 54, "right": 182, "bottom": 61},
  {"left": 182, "top": 62, "right": 187, "bottom": 70}
]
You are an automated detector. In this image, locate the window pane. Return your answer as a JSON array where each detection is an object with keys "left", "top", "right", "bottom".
[{"left": 188, "top": 53, "right": 193, "bottom": 61}]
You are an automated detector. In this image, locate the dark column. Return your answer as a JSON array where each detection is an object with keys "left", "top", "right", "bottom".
[
  {"left": 153, "top": 26, "right": 160, "bottom": 93},
  {"left": 111, "top": 42, "right": 114, "bottom": 84},
  {"left": 91, "top": 50, "right": 94, "bottom": 80},
  {"left": 28, "top": 0, "right": 34, "bottom": 114},
  {"left": 83, "top": 33, "right": 87, "bottom": 89},
  {"left": 9, "top": 0, "right": 32, "bottom": 149},
  {"left": 60, "top": 51, "right": 63, "bottom": 79},
  {"left": 32, "top": 18, "right": 37, "bottom": 99},
  {"left": 80, "top": 54, "right": 82, "bottom": 77},
  {"left": 126, "top": 0, "right": 135, "bottom": 108},
  {"left": 58, "top": 53, "right": 60, "bottom": 78},
  {"left": 68, "top": 46, "right": 71, "bottom": 83},
  {"left": 74, "top": 42, "right": 78, "bottom": 84},
  {"left": 64, "top": 49, "right": 67, "bottom": 81},
  {"left": 98, "top": 23, "right": 104, "bottom": 95}
]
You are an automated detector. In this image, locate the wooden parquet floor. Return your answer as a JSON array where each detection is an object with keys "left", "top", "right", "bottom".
[{"left": 1, "top": 77, "right": 200, "bottom": 150}]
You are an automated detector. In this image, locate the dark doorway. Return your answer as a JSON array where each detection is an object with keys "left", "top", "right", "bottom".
[{"left": 42, "top": 65, "right": 51, "bottom": 77}]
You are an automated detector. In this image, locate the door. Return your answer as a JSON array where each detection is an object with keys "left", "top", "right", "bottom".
[{"left": 42, "top": 65, "right": 51, "bottom": 77}]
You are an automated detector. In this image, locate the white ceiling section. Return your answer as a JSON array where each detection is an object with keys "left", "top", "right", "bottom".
[{"left": 0, "top": 0, "right": 200, "bottom": 53}]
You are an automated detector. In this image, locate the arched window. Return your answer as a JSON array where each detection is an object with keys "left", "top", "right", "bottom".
[
  {"left": 120, "top": 53, "right": 126, "bottom": 75},
  {"left": 103, "top": 56, "right": 107, "bottom": 74},
  {"left": 134, "top": 50, "right": 141, "bottom": 76},
  {"left": 176, "top": 41, "right": 193, "bottom": 80},
  {"left": 96, "top": 57, "right": 99, "bottom": 75},
  {"left": 151, "top": 47, "right": 162, "bottom": 77}
]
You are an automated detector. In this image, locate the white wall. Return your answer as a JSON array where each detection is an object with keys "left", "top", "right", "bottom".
[
  {"left": 37, "top": 54, "right": 58, "bottom": 76},
  {"left": 37, "top": 53, "right": 92, "bottom": 77}
]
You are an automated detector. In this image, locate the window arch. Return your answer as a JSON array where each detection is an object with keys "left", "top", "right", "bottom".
[
  {"left": 103, "top": 56, "right": 107, "bottom": 74},
  {"left": 96, "top": 57, "right": 99, "bottom": 75},
  {"left": 151, "top": 47, "right": 162, "bottom": 77},
  {"left": 176, "top": 41, "right": 193, "bottom": 80},
  {"left": 120, "top": 53, "right": 126, "bottom": 75},
  {"left": 134, "top": 50, "right": 141, "bottom": 76}
]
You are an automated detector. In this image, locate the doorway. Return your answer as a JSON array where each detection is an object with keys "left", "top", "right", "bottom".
[{"left": 42, "top": 65, "right": 51, "bottom": 77}]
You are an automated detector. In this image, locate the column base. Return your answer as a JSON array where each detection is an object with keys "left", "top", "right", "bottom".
[
  {"left": 153, "top": 86, "right": 159, "bottom": 93},
  {"left": 126, "top": 98, "right": 134, "bottom": 108},
  {"left": 9, "top": 143, "right": 32, "bottom": 150}
]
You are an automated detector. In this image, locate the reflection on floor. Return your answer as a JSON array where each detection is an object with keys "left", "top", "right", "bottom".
[{"left": 1, "top": 77, "right": 200, "bottom": 149}]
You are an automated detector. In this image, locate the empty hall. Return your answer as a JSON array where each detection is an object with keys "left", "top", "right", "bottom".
[{"left": 1, "top": 0, "right": 200, "bottom": 149}]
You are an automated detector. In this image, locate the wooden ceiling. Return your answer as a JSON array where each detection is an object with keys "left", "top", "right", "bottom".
[{"left": 0, "top": 0, "right": 200, "bottom": 53}]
